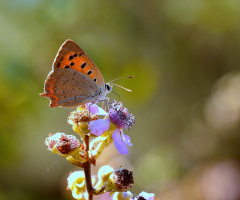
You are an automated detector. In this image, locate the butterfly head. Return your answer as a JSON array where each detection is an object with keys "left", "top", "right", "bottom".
[{"left": 105, "top": 76, "right": 134, "bottom": 96}]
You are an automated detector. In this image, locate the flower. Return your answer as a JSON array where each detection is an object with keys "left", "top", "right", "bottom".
[
  {"left": 131, "top": 191, "right": 155, "bottom": 200},
  {"left": 88, "top": 100, "right": 135, "bottom": 154},
  {"left": 45, "top": 132, "right": 80, "bottom": 154},
  {"left": 108, "top": 100, "right": 135, "bottom": 129}
]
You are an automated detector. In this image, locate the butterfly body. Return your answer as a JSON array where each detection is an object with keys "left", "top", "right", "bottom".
[{"left": 40, "top": 40, "right": 112, "bottom": 108}]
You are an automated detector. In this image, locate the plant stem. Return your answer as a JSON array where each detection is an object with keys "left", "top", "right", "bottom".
[
  {"left": 84, "top": 135, "right": 93, "bottom": 200},
  {"left": 84, "top": 135, "right": 106, "bottom": 199}
]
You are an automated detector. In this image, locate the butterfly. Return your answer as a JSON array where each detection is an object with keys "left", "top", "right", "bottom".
[{"left": 40, "top": 39, "right": 113, "bottom": 108}]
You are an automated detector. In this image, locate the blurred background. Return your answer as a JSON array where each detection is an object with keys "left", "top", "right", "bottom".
[{"left": 1, "top": 0, "right": 240, "bottom": 199}]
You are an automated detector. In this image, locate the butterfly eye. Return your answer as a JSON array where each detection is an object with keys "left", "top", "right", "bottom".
[{"left": 106, "top": 84, "right": 111, "bottom": 91}]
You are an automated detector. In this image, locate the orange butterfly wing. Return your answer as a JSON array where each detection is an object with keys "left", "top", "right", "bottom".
[
  {"left": 40, "top": 40, "right": 105, "bottom": 108},
  {"left": 53, "top": 40, "right": 104, "bottom": 84}
]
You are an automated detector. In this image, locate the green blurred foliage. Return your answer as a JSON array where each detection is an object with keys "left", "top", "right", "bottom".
[{"left": 1, "top": 0, "right": 240, "bottom": 199}]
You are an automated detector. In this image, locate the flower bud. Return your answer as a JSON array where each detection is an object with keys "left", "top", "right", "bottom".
[
  {"left": 98, "top": 165, "right": 114, "bottom": 183},
  {"left": 68, "top": 105, "right": 98, "bottom": 124},
  {"left": 67, "top": 171, "right": 96, "bottom": 200},
  {"left": 67, "top": 171, "right": 85, "bottom": 191},
  {"left": 68, "top": 105, "right": 99, "bottom": 138},
  {"left": 106, "top": 168, "right": 134, "bottom": 192},
  {"left": 45, "top": 133, "right": 80, "bottom": 155}
]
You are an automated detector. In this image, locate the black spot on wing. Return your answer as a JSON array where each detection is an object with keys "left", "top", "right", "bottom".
[
  {"left": 81, "top": 62, "right": 87, "bottom": 69},
  {"left": 87, "top": 70, "right": 92, "bottom": 75}
]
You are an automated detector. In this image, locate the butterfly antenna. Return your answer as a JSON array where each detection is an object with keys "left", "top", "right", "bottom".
[
  {"left": 108, "top": 76, "right": 134, "bottom": 83},
  {"left": 112, "top": 84, "right": 132, "bottom": 92},
  {"left": 112, "top": 90, "right": 121, "bottom": 101}
]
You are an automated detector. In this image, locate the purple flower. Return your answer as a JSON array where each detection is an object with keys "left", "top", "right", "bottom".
[{"left": 88, "top": 100, "right": 135, "bottom": 154}]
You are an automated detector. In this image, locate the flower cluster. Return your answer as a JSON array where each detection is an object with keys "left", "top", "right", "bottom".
[
  {"left": 67, "top": 166, "right": 134, "bottom": 199},
  {"left": 44, "top": 100, "right": 156, "bottom": 200}
]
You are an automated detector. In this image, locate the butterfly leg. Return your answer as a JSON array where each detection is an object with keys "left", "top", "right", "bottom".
[
  {"left": 95, "top": 98, "right": 109, "bottom": 112},
  {"left": 111, "top": 90, "right": 121, "bottom": 102},
  {"left": 87, "top": 103, "right": 94, "bottom": 123},
  {"left": 102, "top": 97, "right": 110, "bottom": 112}
]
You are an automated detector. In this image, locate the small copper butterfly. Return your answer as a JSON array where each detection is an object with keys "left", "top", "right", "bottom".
[{"left": 40, "top": 39, "right": 113, "bottom": 108}]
